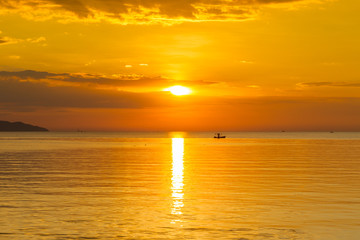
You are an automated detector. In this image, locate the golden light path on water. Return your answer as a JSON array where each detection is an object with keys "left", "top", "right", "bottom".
[{"left": 171, "top": 138, "right": 185, "bottom": 221}]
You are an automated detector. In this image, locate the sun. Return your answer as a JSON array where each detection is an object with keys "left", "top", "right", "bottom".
[{"left": 164, "top": 85, "right": 191, "bottom": 96}]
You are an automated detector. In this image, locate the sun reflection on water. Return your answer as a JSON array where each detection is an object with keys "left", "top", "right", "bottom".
[{"left": 171, "top": 138, "right": 184, "bottom": 219}]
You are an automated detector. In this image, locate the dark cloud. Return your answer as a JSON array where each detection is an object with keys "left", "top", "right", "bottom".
[
  {"left": 0, "top": 74, "right": 167, "bottom": 109},
  {"left": 0, "top": 70, "right": 61, "bottom": 79},
  {"left": 0, "top": 0, "right": 325, "bottom": 23},
  {"left": 0, "top": 70, "right": 216, "bottom": 88},
  {"left": 298, "top": 81, "right": 360, "bottom": 87},
  {"left": 52, "top": 0, "right": 90, "bottom": 17}
]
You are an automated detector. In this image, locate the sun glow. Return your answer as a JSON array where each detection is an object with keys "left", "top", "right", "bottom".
[{"left": 165, "top": 86, "right": 191, "bottom": 96}]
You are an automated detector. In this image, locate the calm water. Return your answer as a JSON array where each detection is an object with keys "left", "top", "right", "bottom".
[{"left": 1, "top": 132, "right": 360, "bottom": 239}]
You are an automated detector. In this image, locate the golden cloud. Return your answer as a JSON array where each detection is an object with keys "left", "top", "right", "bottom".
[
  {"left": 0, "top": 36, "right": 21, "bottom": 45},
  {"left": 0, "top": 0, "right": 329, "bottom": 24},
  {"left": 0, "top": 33, "right": 46, "bottom": 46}
]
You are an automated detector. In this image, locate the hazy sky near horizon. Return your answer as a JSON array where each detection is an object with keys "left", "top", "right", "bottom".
[{"left": 0, "top": 0, "right": 360, "bottom": 131}]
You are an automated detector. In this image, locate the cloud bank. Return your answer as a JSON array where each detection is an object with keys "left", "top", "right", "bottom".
[
  {"left": 0, "top": 70, "right": 215, "bottom": 88},
  {"left": 1, "top": 70, "right": 360, "bottom": 131},
  {"left": 0, "top": 70, "right": 214, "bottom": 110},
  {"left": 0, "top": 0, "right": 328, "bottom": 24},
  {"left": 298, "top": 81, "right": 360, "bottom": 88}
]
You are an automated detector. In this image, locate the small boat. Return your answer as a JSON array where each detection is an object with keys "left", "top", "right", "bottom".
[{"left": 214, "top": 133, "right": 226, "bottom": 138}]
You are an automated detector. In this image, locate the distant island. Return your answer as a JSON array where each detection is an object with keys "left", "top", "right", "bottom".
[{"left": 0, "top": 121, "right": 48, "bottom": 132}]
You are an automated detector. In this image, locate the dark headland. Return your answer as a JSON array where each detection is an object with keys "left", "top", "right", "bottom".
[{"left": 0, "top": 120, "right": 48, "bottom": 132}]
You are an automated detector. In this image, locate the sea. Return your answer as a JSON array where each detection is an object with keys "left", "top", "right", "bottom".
[{"left": 0, "top": 132, "right": 360, "bottom": 240}]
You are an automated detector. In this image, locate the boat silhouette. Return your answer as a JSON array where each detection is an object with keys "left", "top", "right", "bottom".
[{"left": 214, "top": 133, "right": 226, "bottom": 138}]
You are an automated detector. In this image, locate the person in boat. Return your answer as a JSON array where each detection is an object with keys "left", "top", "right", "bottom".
[{"left": 214, "top": 133, "right": 226, "bottom": 138}]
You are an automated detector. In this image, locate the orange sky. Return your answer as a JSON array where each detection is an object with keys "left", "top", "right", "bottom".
[{"left": 0, "top": 0, "right": 360, "bottom": 131}]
